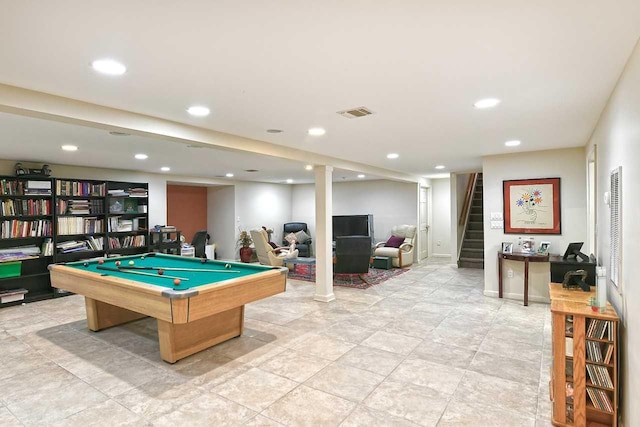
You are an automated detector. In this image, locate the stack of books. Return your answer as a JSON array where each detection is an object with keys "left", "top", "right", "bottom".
[
  {"left": 24, "top": 180, "right": 52, "bottom": 195},
  {"left": 127, "top": 188, "right": 148, "bottom": 197}
]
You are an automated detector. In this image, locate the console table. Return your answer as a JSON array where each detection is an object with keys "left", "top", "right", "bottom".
[{"left": 498, "top": 251, "right": 550, "bottom": 306}]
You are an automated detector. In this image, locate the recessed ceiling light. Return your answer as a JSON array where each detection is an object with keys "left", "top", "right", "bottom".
[
  {"left": 266, "top": 129, "right": 283, "bottom": 134},
  {"left": 91, "top": 59, "right": 126, "bottom": 75},
  {"left": 187, "top": 106, "right": 210, "bottom": 117},
  {"left": 304, "top": 165, "right": 313, "bottom": 171},
  {"left": 435, "top": 165, "right": 446, "bottom": 170},
  {"left": 286, "top": 179, "right": 294, "bottom": 184},
  {"left": 473, "top": 98, "right": 501, "bottom": 109},
  {"left": 505, "top": 140, "right": 521, "bottom": 147},
  {"left": 225, "top": 173, "right": 234, "bottom": 178},
  {"left": 357, "top": 174, "right": 366, "bottom": 179},
  {"left": 386, "top": 153, "right": 399, "bottom": 159},
  {"left": 61, "top": 145, "right": 78, "bottom": 152},
  {"left": 109, "top": 131, "right": 130, "bottom": 137},
  {"left": 308, "top": 127, "right": 326, "bottom": 136},
  {"left": 134, "top": 154, "right": 148, "bottom": 160},
  {"left": 160, "top": 167, "right": 171, "bottom": 172}
]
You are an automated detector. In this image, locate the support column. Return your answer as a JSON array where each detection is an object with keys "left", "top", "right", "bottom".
[{"left": 314, "top": 165, "right": 335, "bottom": 302}]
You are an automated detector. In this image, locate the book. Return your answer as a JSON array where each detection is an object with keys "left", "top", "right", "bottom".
[{"left": 566, "top": 337, "right": 573, "bottom": 357}]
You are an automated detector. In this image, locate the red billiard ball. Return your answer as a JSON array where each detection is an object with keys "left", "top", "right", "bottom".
[
  {"left": 115, "top": 261, "right": 121, "bottom": 266},
  {"left": 173, "top": 279, "right": 181, "bottom": 286},
  {"left": 98, "top": 259, "right": 104, "bottom": 265},
  {"left": 158, "top": 269, "right": 164, "bottom": 275}
]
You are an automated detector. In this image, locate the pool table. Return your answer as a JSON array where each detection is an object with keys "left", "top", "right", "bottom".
[{"left": 49, "top": 253, "right": 287, "bottom": 363}]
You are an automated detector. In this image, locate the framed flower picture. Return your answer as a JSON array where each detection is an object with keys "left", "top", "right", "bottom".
[{"left": 503, "top": 177, "right": 561, "bottom": 234}]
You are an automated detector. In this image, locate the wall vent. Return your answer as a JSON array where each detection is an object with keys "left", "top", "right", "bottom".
[{"left": 337, "top": 107, "right": 374, "bottom": 119}]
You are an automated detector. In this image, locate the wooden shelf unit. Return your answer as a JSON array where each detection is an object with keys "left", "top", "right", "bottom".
[{"left": 549, "top": 283, "right": 619, "bottom": 427}]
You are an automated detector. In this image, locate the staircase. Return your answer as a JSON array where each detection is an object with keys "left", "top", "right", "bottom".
[{"left": 458, "top": 174, "right": 484, "bottom": 269}]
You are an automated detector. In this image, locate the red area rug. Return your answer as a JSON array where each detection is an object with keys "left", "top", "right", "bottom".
[{"left": 287, "top": 264, "right": 409, "bottom": 289}]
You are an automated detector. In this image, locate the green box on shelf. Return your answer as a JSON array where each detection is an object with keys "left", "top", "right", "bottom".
[
  {"left": 0, "top": 261, "right": 22, "bottom": 278},
  {"left": 372, "top": 256, "right": 392, "bottom": 270}
]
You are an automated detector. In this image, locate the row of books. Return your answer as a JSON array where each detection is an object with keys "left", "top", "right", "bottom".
[
  {"left": 57, "top": 199, "right": 105, "bottom": 215},
  {"left": 108, "top": 216, "right": 143, "bottom": 232},
  {"left": 1, "top": 199, "right": 52, "bottom": 216},
  {"left": 107, "top": 188, "right": 148, "bottom": 197},
  {"left": 0, "top": 219, "right": 52, "bottom": 239},
  {"left": 56, "top": 180, "right": 106, "bottom": 197},
  {"left": 1, "top": 179, "right": 52, "bottom": 196},
  {"left": 56, "top": 237, "right": 104, "bottom": 253},
  {"left": 108, "top": 235, "right": 146, "bottom": 249},
  {"left": 565, "top": 316, "right": 574, "bottom": 334},
  {"left": 586, "top": 341, "right": 614, "bottom": 365},
  {"left": 56, "top": 217, "right": 104, "bottom": 235},
  {"left": 587, "top": 319, "right": 614, "bottom": 341},
  {"left": 587, "top": 386, "right": 613, "bottom": 412},
  {"left": 586, "top": 363, "right": 614, "bottom": 388}
]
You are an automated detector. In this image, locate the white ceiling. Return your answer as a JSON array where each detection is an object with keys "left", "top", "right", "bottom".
[{"left": 0, "top": 1, "right": 639, "bottom": 178}]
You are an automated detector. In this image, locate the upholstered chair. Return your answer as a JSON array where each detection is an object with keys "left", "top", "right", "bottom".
[
  {"left": 282, "top": 222, "right": 312, "bottom": 257},
  {"left": 250, "top": 229, "right": 298, "bottom": 267},
  {"left": 373, "top": 224, "right": 417, "bottom": 267}
]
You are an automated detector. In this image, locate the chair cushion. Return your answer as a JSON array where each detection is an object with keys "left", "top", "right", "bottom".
[
  {"left": 285, "top": 232, "right": 297, "bottom": 244},
  {"left": 294, "top": 230, "right": 311, "bottom": 243},
  {"left": 385, "top": 235, "right": 405, "bottom": 248}
]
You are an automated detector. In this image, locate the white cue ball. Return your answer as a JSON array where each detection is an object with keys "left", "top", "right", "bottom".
[{"left": 129, "top": 260, "right": 135, "bottom": 266}]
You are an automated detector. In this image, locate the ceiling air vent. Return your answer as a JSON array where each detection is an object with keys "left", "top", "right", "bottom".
[{"left": 337, "top": 107, "right": 374, "bottom": 119}]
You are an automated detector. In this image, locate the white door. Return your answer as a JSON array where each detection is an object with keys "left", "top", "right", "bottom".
[{"left": 419, "top": 187, "right": 429, "bottom": 260}]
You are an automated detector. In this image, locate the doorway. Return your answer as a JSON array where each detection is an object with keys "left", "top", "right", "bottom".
[
  {"left": 419, "top": 186, "right": 430, "bottom": 260},
  {"left": 587, "top": 146, "right": 597, "bottom": 256}
]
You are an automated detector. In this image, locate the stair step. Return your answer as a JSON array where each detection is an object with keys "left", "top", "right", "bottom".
[
  {"left": 458, "top": 258, "right": 485, "bottom": 269},
  {"left": 466, "top": 231, "right": 484, "bottom": 240},
  {"left": 463, "top": 239, "right": 484, "bottom": 249},
  {"left": 467, "top": 222, "right": 483, "bottom": 230},
  {"left": 469, "top": 214, "right": 483, "bottom": 222}
]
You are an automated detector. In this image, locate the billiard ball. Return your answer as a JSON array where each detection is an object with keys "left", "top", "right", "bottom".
[
  {"left": 201, "top": 258, "right": 207, "bottom": 263},
  {"left": 173, "top": 279, "right": 181, "bottom": 286},
  {"left": 98, "top": 259, "right": 104, "bottom": 264},
  {"left": 115, "top": 261, "right": 121, "bottom": 266},
  {"left": 158, "top": 269, "right": 164, "bottom": 275},
  {"left": 225, "top": 263, "right": 231, "bottom": 269},
  {"left": 83, "top": 262, "right": 89, "bottom": 267},
  {"left": 128, "top": 260, "right": 135, "bottom": 266},
  {"left": 141, "top": 256, "right": 145, "bottom": 260}
]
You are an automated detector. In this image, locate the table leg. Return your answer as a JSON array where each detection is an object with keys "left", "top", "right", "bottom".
[
  {"left": 498, "top": 255, "right": 503, "bottom": 299},
  {"left": 85, "top": 297, "right": 146, "bottom": 331},
  {"left": 157, "top": 305, "right": 244, "bottom": 363},
  {"left": 524, "top": 258, "right": 529, "bottom": 306}
]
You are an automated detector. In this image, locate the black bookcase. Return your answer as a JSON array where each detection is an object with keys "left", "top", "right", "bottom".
[{"left": 105, "top": 181, "right": 149, "bottom": 257}]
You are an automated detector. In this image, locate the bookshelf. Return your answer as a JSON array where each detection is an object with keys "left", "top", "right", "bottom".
[
  {"left": 0, "top": 176, "right": 55, "bottom": 305},
  {"left": 549, "top": 283, "right": 619, "bottom": 427},
  {"left": 105, "top": 181, "right": 149, "bottom": 256}
]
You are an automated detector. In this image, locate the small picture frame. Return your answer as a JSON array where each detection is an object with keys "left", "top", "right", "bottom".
[
  {"left": 521, "top": 238, "right": 536, "bottom": 253},
  {"left": 538, "top": 241, "right": 551, "bottom": 255},
  {"left": 502, "top": 242, "right": 513, "bottom": 254}
]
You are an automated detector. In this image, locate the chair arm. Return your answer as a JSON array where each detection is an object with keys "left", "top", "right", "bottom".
[
  {"left": 399, "top": 243, "right": 414, "bottom": 252},
  {"left": 374, "top": 242, "right": 386, "bottom": 249}
]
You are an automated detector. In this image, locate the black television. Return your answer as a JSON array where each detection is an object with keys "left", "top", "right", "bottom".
[
  {"left": 562, "top": 242, "right": 589, "bottom": 262},
  {"left": 332, "top": 215, "right": 374, "bottom": 240}
]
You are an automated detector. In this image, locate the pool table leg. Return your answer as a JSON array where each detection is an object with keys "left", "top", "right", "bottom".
[
  {"left": 85, "top": 297, "right": 147, "bottom": 331},
  {"left": 157, "top": 306, "right": 245, "bottom": 363}
]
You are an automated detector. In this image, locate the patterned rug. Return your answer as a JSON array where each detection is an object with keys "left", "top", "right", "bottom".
[{"left": 287, "top": 264, "right": 409, "bottom": 289}]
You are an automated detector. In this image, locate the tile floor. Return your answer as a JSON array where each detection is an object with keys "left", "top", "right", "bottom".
[{"left": 0, "top": 259, "right": 554, "bottom": 426}]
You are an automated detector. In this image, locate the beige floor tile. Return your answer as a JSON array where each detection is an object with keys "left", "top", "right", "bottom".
[
  {"left": 438, "top": 398, "right": 536, "bottom": 427},
  {"left": 361, "top": 331, "right": 422, "bottom": 355},
  {"left": 243, "top": 414, "right": 284, "bottom": 426},
  {"left": 289, "top": 334, "right": 356, "bottom": 360},
  {"left": 211, "top": 336, "right": 287, "bottom": 366},
  {"left": 262, "top": 385, "right": 356, "bottom": 426},
  {"left": 336, "top": 345, "right": 405, "bottom": 376},
  {"left": 319, "top": 321, "right": 376, "bottom": 344},
  {"left": 48, "top": 399, "right": 145, "bottom": 427},
  {"left": 363, "top": 379, "right": 449, "bottom": 426},
  {"left": 213, "top": 367, "right": 297, "bottom": 412},
  {"left": 410, "top": 340, "right": 476, "bottom": 369},
  {"left": 82, "top": 356, "right": 167, "bottom": 397},
  {"left": 0, "top": 406, "right": 22, "bottom": 427},
  {"left": 478, "top": 334, "right": 543, "bottom": 364},
  {"left": 340, "top": 405, "right": 421, "bottom": 427},
  {"left": 388, "top": 357, "right": 465, "bottom": 396},
  {"left": 258, "top": 349, "right": 331, "bottom": 382},
  {"left": 426, "top": 325, "right": 486, "bottom": 351},
  {"left": 468, "top": 351, "right": 541, "bottom": 386},
  {"left": 382, "top": 317, "right": 438, "bottom": 338},
  {"left": 305, "top": 363, "right": 385, "bottom": 402},
  {"left": 152, "top": 392, "right": 256, "bottom": 427}
]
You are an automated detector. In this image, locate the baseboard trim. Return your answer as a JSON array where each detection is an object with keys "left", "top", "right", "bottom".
[
  {"left": 430, "top": 253, "right": 451, "bottom": 258},
  {"left": 314, "top": 293, "right": 336, "bottom": 303},
  {"left": 483, "top": 289, "right": 550, "bottom": 304}
]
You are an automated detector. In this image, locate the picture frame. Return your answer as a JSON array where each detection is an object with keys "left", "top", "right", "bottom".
[
  {"left": 503, "top": 177, "right": 561, "bottom": 234},
  {"left": 538, "top": 241, "right": 551, "bottom": 255},
  {"left": 502, "top": 242, "right": 513, "bottom": 253},
  {"left": 521, "top": 238, "right": 535, "bottom": 253}
]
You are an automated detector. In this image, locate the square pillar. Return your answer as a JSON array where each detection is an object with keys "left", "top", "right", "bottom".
[{"left": 314, "top": 165, "right": 335, "bottom": 302}]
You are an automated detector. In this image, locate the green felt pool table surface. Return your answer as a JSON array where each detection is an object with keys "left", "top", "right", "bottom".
[{"left": 64, "top": 253, "right": 277, "bottom": 290}]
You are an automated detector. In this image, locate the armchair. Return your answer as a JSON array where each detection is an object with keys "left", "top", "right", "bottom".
[
  {"left": 282, "top": 222, "right": 312, "bottom": 257},
  {"left": 250, "top": 229, "right": 298, "bottom": 267},
  {"left": 374, "top": 225, "right": 416, "bottom": 267},
  {"left": 334, "top": 236, "right": 372, "bottom": 274}
]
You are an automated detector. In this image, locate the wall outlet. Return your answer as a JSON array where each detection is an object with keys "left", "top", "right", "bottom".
[
  {"left": 508, "top": 269, "right": 514, "bottom": 278},
  {"left": 437, "top": 240, "right": 441, "bottom": 246}
]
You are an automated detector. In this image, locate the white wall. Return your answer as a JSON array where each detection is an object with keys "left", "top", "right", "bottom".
[
  {"left": 482, "top": 147, "right": 587, "bottom": 302},
  {"left": 207, "top": 185, "right": 235, "bottom": 261},
  {"left": 585, "top": 39, "right": 640, "bottom": 425},
  {"left": 234, "top": 182, "right": 292, "bottom": 245},
  {"left": 431, "top": 177, "right": 451, "bottom": 257},
  {"left": 291, "top": 179, "right": 418, "bottom": 246}
]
